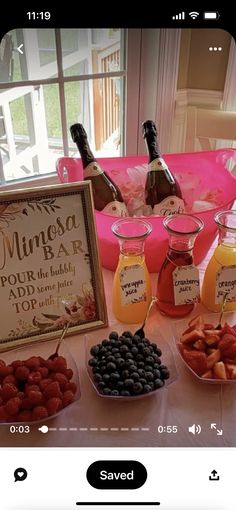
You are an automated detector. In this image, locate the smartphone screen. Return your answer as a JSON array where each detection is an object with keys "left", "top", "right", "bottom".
[{"left": 0, "top": 6, "right": 235, "bottom": 509}]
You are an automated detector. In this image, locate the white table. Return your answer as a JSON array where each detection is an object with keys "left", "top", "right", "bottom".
[{"left": 1, "top": 237, "right": 235, "bottom": 449}]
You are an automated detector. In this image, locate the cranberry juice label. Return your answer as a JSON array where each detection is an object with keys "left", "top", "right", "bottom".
[
  {"left": 120, "top": 265, "right": 147, "bottom": 305},
  {"left": 173, "top": 265, "right": 200, "bottom": 305},
  {"left": 215, "top": 265, "right": 236, "bottom": 303}
]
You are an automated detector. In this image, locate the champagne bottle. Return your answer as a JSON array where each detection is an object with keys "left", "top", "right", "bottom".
[
  {"left": 143, "top": 120, "right": 185, "bottom": 216},
  {"left": 70, "top": 123, "right": 128, "bottom": 216}
]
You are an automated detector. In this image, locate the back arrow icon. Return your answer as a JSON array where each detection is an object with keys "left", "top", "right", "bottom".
[{"left": 17, "top": 44, "right": 24, "bottom": 55}]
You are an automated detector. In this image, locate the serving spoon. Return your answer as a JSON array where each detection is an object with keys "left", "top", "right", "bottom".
[
  {"left": 216, "top": 292, "right": 229, "bottom": 330},
  {"left": 134, "top": 297, "right": 158, "bottom": 339},
  {"left": 48, "top": 322, "right": 70, "bottom": 360}
]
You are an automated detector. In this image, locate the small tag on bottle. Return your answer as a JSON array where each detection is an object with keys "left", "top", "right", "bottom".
[
  {"left": 120, "top": 265, "right": 147, "bottom": 305},
  {"left": 153, "top": 196, "right": 185, "bottom": 216},
  {"left": 102, "top": 201, "right": 128, "bottom": 217},
  {"left": 149, "top": 157, "right": 168, "bottom": 172},
  {"left": 215, "top": 265, "right": 236, "bottom": 304},
  {"left": 84, "top": 162, "right": 104, "bottom": 177},
  {"left": 173, "top": 265, "right": 200, "bottom": 305}
]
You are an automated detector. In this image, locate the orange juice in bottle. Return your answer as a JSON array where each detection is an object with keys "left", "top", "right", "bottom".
[
  {"left": 202, "top": 210, "right": 236, "bottom": 311},
  {"left": 112, "top": 219, "right": 152, "bottom": 323}
]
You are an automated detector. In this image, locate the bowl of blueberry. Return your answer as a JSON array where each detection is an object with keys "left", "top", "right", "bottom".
[{"left": 86, "top": 328, "right": 177, "bottom": 400}]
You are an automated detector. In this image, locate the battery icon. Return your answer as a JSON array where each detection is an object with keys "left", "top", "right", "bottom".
[{"left": 204, "top": 12, "right": 220, "bottom": 19}]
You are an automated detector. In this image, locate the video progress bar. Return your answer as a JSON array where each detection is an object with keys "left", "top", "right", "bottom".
[{"left": 76, "top": 503, "right": 160, "bottom": 506}]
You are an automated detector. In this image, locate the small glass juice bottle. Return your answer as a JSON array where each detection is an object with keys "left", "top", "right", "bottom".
[
  {"left": 201, "top": 210, "right": 236, "bottom": 312},
  {"left": 112, "top": 218, "right": 152, "bottom": 323},
  {"left": 156, "top": 214, "right": 204, "bottom": 317}
]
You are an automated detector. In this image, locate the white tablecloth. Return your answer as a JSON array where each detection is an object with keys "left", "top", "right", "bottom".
[{"left": 1, "top": 238, "right": 236, "bottom": 448}]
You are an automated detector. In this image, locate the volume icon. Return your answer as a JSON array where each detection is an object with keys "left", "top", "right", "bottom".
[
  {"left": 188, "top": 424, "right": 201, "bottom": 435},
  {"left": 172, "top": 12, "right": 185, "bottom": 20}
]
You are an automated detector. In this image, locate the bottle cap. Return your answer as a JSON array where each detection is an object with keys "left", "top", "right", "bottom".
[
  {"left": 142, "top": 120, "right": 157, "bottom": 138},
  {"left": 70, "top": 123, "right": 87, "bottom": 141}
]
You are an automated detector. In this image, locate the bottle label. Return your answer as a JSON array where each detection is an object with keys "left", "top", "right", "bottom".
[
  {"left": 215, "top": 265, "right": 236, "bottom": 304},
  {"left": 84, "top": 162, "right": 104, "bottom": 177},
  {"left": 173, "top": 265, "right": 200, "bottom": 305},
  {"left": 101, "top": 201, "right": 128, "bottom": 217},
  {"left": 120, "top": 264, "right": 147, "bottom": 306},
  {"left": 153, "top": 196, "right": 185, "bottom": 216},
  {"left": 149, "top": 157, "right": 169, "bottom": 172}
]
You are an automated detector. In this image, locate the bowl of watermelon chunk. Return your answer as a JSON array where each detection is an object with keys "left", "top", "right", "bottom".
[
  {"left": 174, "top": 312, "right": 236, "bottom": 383},
  {"left": 0, "top": 338, "right": 80, "bottom": 424}
]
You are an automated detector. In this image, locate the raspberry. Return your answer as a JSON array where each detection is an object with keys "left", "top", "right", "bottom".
[
  {"left": 62, "top": 390, "right": 75, "bottom": 408},
  {"left": 0, "top": 406, "right": 8, "bottom": 421},
  {"left": 39, "top": 378, "right": 52, "bottom": 392},
  {"left": 2, "top": 375, "right": 17, "bottom": 386},
  {"left": 65, "top": 382, "right": 77, "bottom": 394},
  {"left": 46, "top": 397, "right": 62, "bottom": 416},
  {"left": 1, "top": 383, "right": 18, "bottom": 401},
  {"left": 52, "top": 373, "right": 68, "bottom": 390},
  {"left": 65, "top": 368, "right": 73, "bottom": 380},
  {"left": 17, "top": 410, "right": 32, "bottom": 422},
  {"left": 38, "top": 367, "right": 49, "bottom": 378},
  {"left": 32, "top": 406, "right": 48, "bottom": 421},
  {"left": 0, "top": 365, "right": 13, "bottom": 378},
  {"left": 43, "top": 381, "right": 62, "bottom": 400},
  {"left": 25, "top": 384, "right": 40, "bottom": 395},
  {"left": 52, "top": 356, "right": 67, "bottom": 373},
  {"left": 28, "top": 371, "right": 42, "bottom": 384},
  {"left": 45, "top": 359, "right": 54, "bottom": 371},
  {"left": 11, "top": 360, "right": 23, "bottom": 370},
  {"left": 15, "top": 366, "right": 30, "bottom": 381},
  {"left": 27, "top": 390, "right": 43, "bottom": 407},
  {"left": 25, "top": 356, "right": 41, "bottom": 370},
  {"left": 21, "top": 398, "right": 33, "bottom": 410},
  {"left": 17, "top": 392, "right": 25, "bottom": 400},
  {"left": 5, "top": 397, "right": 21, "bottom": 416}
]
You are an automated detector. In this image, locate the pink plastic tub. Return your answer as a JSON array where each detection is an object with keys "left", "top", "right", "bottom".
[{"left": 57, "top": 149, "right": 236, "bottom": 273}]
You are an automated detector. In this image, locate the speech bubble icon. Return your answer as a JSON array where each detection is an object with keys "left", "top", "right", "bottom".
[{"left": 14, "top": 467, "right": 28, "bottom": 482}]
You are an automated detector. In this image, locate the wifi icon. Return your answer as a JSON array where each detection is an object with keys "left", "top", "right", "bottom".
[{"left": 189, "top": 11, "right": 199, "bottom": 19}]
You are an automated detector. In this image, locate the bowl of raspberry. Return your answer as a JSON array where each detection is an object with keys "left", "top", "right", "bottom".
[{"left": 0, "top": 339, "right": 80, "bottom": 424}]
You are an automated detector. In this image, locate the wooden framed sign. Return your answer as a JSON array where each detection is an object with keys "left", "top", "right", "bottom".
[{"left": 0, "top": 181, "right": 108, "bottom": 351}]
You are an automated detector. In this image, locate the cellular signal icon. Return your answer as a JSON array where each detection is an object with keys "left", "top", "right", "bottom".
[{"left": 172, "top": 12, "right": 185, "bottom": 20}]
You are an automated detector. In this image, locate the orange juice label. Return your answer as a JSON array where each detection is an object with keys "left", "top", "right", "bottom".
[
  {"left": 120, "top": 264, "right": 146, "bottom": 305},
  {"left": 153, "top": 196, "right": 185, "bottom": 216},
  {"left": 84, "top": 162, "right": 104, "bottom": 177},
  {"left": 102, "top": 201, "right": 128, "bottom": 217},
  {"left": 215, "top": 265, "right": 236, "bottom": 303},
  {"left": 173, "top": 265, "right": 200, "bottom": 305}
]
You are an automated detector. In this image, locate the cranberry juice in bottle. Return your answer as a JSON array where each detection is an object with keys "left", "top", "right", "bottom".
[{"left": 157, "top": 214, "right": 203, "bottom": 317}]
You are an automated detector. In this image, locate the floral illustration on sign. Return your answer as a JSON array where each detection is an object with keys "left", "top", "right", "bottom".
[{"left": 7, "top": 284, "right": 96, "bottom": 339}]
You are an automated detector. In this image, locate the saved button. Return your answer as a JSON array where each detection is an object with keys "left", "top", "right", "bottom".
[{"left": 86, "top": 460, "right": 147, "bottom": 489}]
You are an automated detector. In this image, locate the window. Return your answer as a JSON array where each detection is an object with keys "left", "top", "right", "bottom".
[{"left": 0, "top": 28, "right": 125, "bottom": 183}]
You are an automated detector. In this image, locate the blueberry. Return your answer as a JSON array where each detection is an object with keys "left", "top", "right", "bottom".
[
  {"left": 100, "top": 365, "right": 107, "bottom": 373},
  {"left": 102, "top": 373, "right": 110, "bottom": 382},
  {"left": 145, "top": 371, "right": 154, "bottom": 381},
  {"left": 120, "top": 344, "right": 129, "bottom": 353},
  {"left": 143, "top": 347, "right": 151, "bottom": 356},
  {"left": 110, "top": 372, "right": 120, "bottom": 381},
  {"left": 94, "top": 373, "right": 103, "bottom": 382},
  {"left": 139, "top": 378, "right": 147, "bottom": 386},
  {"left": 143, "top": 384, "right": 152, "bottom": 393},
  {"left": 144, "top": 365, "right": 153, "bottom": 372},
  {"left": 131, "top": 346, "right": 139, "bottom": 355},
  {"left": 146, "top": 356, "right": 154, "bottom": 365},
  {"left": 111, "top": 389, "right": 120, "bottom": 396},
  {"left": 114, "top": 352, "right": 121, "bottom": 359},
  {"left": 122, "top": 331, "right": 133, "bottom": 338},
  {"left": 102, "top": 339, "right": 110, "bottom": 346},
  {"left": 161, "top": 368, "right": 170, "bottom": 380},
  {"left": 90, "top": 345, "right": 100, "bottom": 356},
  {"left": 136, "top": 354, "right": 144, "bottom": 362},
  {"left": 117, "top": 381, "right": 124, "bottom": 389},
  {"left": 155, "top": 348, "right": 162, "bottom": 357},
  {"left": 88, "top": 358, "right": 97, "bottom": 366},
  {"left": 112, "top": 347, "right": 119, "bottom": 354},
  {"left": 109, "top": 331, "right": 119, "bottom": 340},
  {"left": 129, "top": 364, "right": 137, "bottom": 372},
  {"left": 103, "top": 387, "right": 112, "bottom": 395},
  {"left": 116, "top": 358, "right": 125, "bottom": 368},
  {"left": 153, "top": 369, "right": 161, "bottom": 378},
  {"left": 133, "top": 334, "right": 142, "bottom": 343},
  {"left": 132, "top": 372, "right": 140, "bottom": 381},
  {"left": 154, "top": 378, "right": 164, "bottom": 389},
  {"left": 124, "top": 378, "right": 134, "bottom": 388},
  {"left": 138, "top": 368, "right": 145, "bottom": 377},
  {"left": 153, "top": 359, "right": 161, "bottom": 367},
  {"left": 133, "top": 382, "right": 143, "bottom": 394},
  {"left": 97, "top": 381, "right": 106, "bottom": 390},
  {"left": 107, "top": 355, "right": 116, "bottom": 363},
  {"left": 137, "top": 361, "right": 145, "bottom": 368},
  {"left": 122, "top": 370, "right": 130, "bottom": 379},
  {"left": 125, "top": 359, "right": 134, "bottom": 366},
  {"left": 125, "top": 352, "right": 133, "bottom": 360},
  {"left": 107, "top": 362, "right": 116, "bottom": 371}
]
